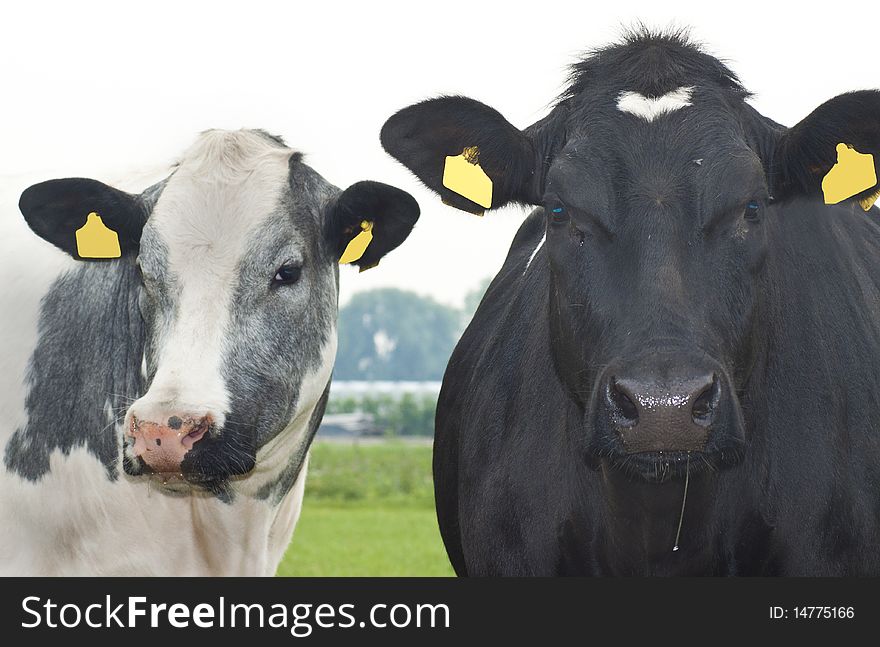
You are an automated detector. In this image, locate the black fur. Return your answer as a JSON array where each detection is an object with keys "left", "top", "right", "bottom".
[
  {"left": 381, "top": 97, "right": 540, "bottom": 213},
  {"left": 19, "top": 178, "right": 147, "bottom": 259},
  {"left": 560, "top": 27, "right": 748, "bottom": 103},
  {"left": 772, "top": 91, "right": 880, "bottom": 201},
  {"left": 384, "top": 30, "right": 880, "bottom": 575},
  {"left": 327, "top": 180, "right": 420, "bottom": 270}
]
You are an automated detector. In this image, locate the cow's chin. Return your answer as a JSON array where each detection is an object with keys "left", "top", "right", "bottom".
[
  {"left": 146, "top": 472, "right": 195, "bottom": 495},
  {"left": 127, "top": 466, "right": 230, "bottom": 496},
  {"left": 122, "top": 456, "right": 248, "bottom": 497}
]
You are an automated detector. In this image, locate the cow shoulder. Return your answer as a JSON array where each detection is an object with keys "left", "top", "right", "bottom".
[
  {"left": 756, "top": 200, "right": 880, "bottom": 563},
  {"left": 438, "top": 207, "right": 548, "bottom": 418},
  {"left": 435, "top": 208, "right": 583, "bottom": 573}
]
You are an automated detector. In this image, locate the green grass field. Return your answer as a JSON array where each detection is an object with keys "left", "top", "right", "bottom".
[{"left": 276, "top": 441, "right": 454, "bottom": 577}]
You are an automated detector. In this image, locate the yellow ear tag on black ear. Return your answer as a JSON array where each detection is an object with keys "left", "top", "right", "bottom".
[
  {"left": 75, "top": 212, "right": 121, "bottom": 258},
  {"left": 443, "top": 146, "right": 493, "bottom": 210},
  {"left": 339, "top": 220, "right": 374, "bottom": 264},
  {"left": 822, "top": 143, "right": 877, "bottom": 206}
]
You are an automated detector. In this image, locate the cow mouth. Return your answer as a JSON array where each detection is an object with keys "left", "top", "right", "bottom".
[
  {"left": 181, "top": 426, "right": 208, "bottom": 449},
  {"left": 124, "top": 456, "right": 234, "bottom": 495},
  {"left": 603, "top": 447, "right": 743, "bottom": 484},
  {"left": 122, "top": 429, "right": 255, "bottom": 497}
]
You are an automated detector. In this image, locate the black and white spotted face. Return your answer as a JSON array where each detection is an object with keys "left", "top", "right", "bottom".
[
  {"left": 17, "top": 129, "right": 420, "bottom": 497},
  {"left": 125, "top": 131, "right": 340, "bottom": 493}
]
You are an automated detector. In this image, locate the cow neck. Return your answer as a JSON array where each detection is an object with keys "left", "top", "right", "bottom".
[{"left": 596, "top": 466, "right": 718, "bottom": 575}]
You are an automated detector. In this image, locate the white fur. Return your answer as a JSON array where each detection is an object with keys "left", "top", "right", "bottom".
[
  {"left": 0, "top": 346, "right": 331, "bottom": 575},
  {"left": 127, "top": 131, "right": 293, "bottom": 430},
  {"left": 617, "top": 86, "right": 694, "bottom": 122},
  {"left": 523, "top": 233, "right": 546, "bottom": 275},
  {"left": 0, "top": 131, "right": 333, "bottom": 575}
]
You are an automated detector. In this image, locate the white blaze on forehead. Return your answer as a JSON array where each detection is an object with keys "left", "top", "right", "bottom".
[
  {"left": 136, "top": 130, "right": 294, "bottom": 420},
  {"left": 617, "top": 86, "right": 694, "bottom": 122}
]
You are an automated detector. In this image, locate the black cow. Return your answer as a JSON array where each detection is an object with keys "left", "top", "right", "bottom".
[{"left": 381, "top": 30, "right": 880, "bottom": 575}]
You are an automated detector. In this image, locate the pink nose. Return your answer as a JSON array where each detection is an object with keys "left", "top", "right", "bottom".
[{"left": 127, "top": 414, "right": 211, "bottom": 472}]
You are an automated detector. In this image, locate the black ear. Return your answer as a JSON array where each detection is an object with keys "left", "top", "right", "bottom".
[
  {"left": 19, "top": 178, "right": 147, "bottom": 260},
  {"left": 326, "top": 180, "right": 420, "bottom": 271},
  {"left": 772, "top": 90, "right": 880, "bottom": 205},
  {"left": 380, "top": 96, "right": 540, "bottom": 214}
]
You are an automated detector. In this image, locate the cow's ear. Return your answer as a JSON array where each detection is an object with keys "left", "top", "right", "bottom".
[
  {"left": 326, "top": 180, "right": 420, "bottom": 271},
  {"left": 381, "top": 96, "right": 540, "bottom": 215},
  {"left": 19, "top": 178, "right": 147, "bottom": 260},
  {"left": 772, "top": 90, "right": 880, "bottom": 206}
]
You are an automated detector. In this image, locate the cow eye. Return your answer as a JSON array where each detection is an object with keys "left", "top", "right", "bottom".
[
  {"left": 743, "top": 200, "right": 762, "bottom": 222},
  {"left": 272, "top": 264, "right": 302, "bottom": 286},
  {"left": 546, "top": 200, "right": 568, "bottom": 224}
]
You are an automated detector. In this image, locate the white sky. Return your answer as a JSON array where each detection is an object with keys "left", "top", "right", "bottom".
[{"left": 1, "top": 1, "right": 876, "bottom": 307}]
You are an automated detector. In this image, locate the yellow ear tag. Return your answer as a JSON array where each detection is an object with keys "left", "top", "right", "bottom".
[
  {"left": 822, "top": 143, "right": 877, "bottom": 205},
  {"left": 442, "top": 146, "right": 493, "bottom": 210},
  {"left": 339, "top": 220, "right": 373, "bottom": 264},
  {"left": 75, "top": 212, "right": 121, "bottom": 259}
]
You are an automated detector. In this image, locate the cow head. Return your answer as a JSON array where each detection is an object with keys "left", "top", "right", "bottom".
[
  {"left": 381, "top": 32, "right": 880, "bottom": 482},
  {"left": 19, "top": 129, "right": 419, "bottom": 494}
]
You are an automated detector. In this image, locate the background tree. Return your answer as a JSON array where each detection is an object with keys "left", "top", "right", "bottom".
[{"left": 334, "top": 288, "right": 460, "bottom": 381}]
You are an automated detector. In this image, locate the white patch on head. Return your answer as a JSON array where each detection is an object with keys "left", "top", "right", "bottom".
[
  {"left": 617, "top": 86, "right": 694, "bottom": 122},
  {"left": 523, "top": 232, "right": 546, "bottom": 275},
  {"left": 129, "top": 130, "right": 294, "bottom": 426}
]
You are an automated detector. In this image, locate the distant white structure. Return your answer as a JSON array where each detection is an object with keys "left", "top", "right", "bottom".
[
  {"left": 318, "top": 412, "right": 378, "bottom": 437},
  {"left": 329, "top": 381, "right": 442, "bottom": 398}
]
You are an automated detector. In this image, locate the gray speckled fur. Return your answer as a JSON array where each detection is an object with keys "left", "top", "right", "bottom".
[
  {"left": 256, "top": 381, "right": 331, "bottom": 503},
  {"left": 4, "top": 259, "right": 146, "bottom": 480},
  {"left": 217, "top": 157, "right": 340, "bottom": 495},
  {"left": 223, "top": 157, "right": 339, "bottom": 441}
]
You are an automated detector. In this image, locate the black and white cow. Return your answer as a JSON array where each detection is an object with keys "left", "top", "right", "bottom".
[
  {"left": 0, "top": 129, "right": 418, "bottom": 575},
  {"left": 382, "top": 30, "right": 880, "bottom": 575}
]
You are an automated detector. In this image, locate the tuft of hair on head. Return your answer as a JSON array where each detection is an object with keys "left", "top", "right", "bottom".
[{"left": 558, "top": 24, "right": 749, "bottom": 105}]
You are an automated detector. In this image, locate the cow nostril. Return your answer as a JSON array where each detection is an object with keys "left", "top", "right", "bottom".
[
  {"left": 609, "top": 378, "right": 639, "bottom": 425},
  {"left": 692, "top": 376, "right": 719, "bottom": 425}
]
